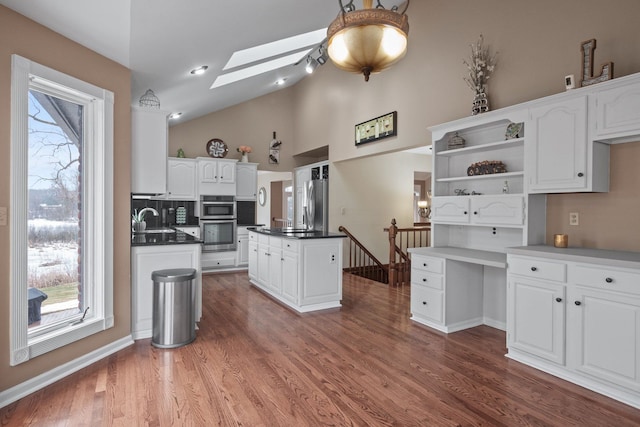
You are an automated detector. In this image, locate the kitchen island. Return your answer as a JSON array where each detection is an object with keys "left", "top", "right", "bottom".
[
  {"left": 248, "top": 227, "right": 346, "bottom": 313},
  {"left": 131, "top": 229, "right": 202, "bottom": 340}
]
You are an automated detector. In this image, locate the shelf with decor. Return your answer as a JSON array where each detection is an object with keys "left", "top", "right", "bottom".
[
  {"left": 436, "top": 171, "right": 524, "bottom": 183},
  {"left": 436, "top": 137, "right": 524, "bottom": 157}
]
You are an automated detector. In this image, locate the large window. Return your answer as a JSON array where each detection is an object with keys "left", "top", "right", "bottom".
[{"left": 10, "top": 55, "right": 114, "bottom": 365}]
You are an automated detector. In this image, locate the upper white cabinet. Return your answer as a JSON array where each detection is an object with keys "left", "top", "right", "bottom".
[
  {"left": 166, "top": 158, "right": 197, "bottom": 200},
  {"left": 131, "top": 107, "right": 168, "bottom": 194},
  {"left": 197, "top": 157, "right": 237, "bottom": 196},
  {"left": 591, "top": 73, "right": 640, "bottom": 143},
  {"left": 527, "top": 95, "right": 609, "bottom": 193},
  {"left": 236, "top": 162, "right": 258, "bottom": 200}
]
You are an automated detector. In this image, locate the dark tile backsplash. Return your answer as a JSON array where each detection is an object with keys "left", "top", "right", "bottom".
[{"left": 131, "top": 198, "right": 198, "bottom": 227}]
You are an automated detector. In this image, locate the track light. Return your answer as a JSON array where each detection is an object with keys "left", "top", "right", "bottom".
[
  {"left": 305, "top": 56, "right": 319, "bottom": 74},
  {"left": 317, "top": 45, "right": 329, "bottom": 65}
]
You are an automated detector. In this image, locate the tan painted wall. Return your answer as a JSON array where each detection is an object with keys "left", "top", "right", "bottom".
[
  {"left": 0, "top": 6, "right": 132, "bottom": 391},
  {"left": 171, "top": 0, "right": 640, "bottom": 255}
]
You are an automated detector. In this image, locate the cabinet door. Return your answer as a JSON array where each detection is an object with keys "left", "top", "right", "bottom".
[
  {"left": 237, "top": 235, "right": 249, "bottom": 265},
  {"left": 569, "top": 287, "right": 640, "bottom": 391},
  {"left": 236, "top": 163, "right": 257, "bottom": 199},
  {"left": 257, "top": 243, "right": 270, "bottom": 285},
  {"left": 430, "top": 196, "right": 469, "bottom": 224},
  {"left": 248, "top": 241, "right": 258, "bottom": 279},
  {"left": 268, "top": 245, "right": 282, "bottom": 293},
  {"left": 199, "top": 160, "right": 218, "bottom": 183},
  {"left": 594, "top": 81, "right": 640, "bottom": 141},
  {"left": 507, "top": 277, "right": 566, "bottom": 365},
  {"left": 218, "top": 160, "right": 236, "bottom": 184},
  {"left": 471, "top": 195, "right": 524, "bottom": 226},
  {"left": 132, "top": 108, "right": 168, "bottom": 194},
  {"left": 281, "top": 250, "right": 298, "bottom": 304},
  {"left": 167, "top": 159, "right": 197, "bottom": 200},
  {"left": 528, "top": 96, "right": 588, "bottom": 193}
]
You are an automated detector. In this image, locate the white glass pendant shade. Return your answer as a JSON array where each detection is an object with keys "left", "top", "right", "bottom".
[{"left": 327, "top": 3, "right": 409, "bottom": 81}]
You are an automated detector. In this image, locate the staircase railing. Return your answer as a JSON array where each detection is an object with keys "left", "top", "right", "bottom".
[
  {"left": 338, "top": 226, "right": 388, "bottom": 284},
  {"left": 384, "top": 219, "right": 431, "bottom": 287}
]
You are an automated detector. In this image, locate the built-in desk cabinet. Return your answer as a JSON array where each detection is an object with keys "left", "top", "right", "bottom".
[
  {"left": 507, "top": 247, "right": 640, "bottom": 409},
  {"left": 591, "top": 73, "right": 640, "bottom": 143}
]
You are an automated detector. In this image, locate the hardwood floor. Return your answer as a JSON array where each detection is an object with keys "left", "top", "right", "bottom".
[{"left": 2, "top": 272, "right": 640, "bottom": 426}]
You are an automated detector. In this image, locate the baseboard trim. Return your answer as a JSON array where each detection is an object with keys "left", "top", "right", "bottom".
[{"left": 0, "top": 335, "right": 134, "bottom": 409}]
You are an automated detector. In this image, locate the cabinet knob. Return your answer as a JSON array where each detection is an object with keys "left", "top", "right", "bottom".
[
  {"left": 422, "top": 301, "right": 427, "bottom": 305},
  {"left": 605, "top": 277, "right": 613, "bottom": 283},
  {"left": 423, "top": 263, "right": 427, "bottom": 267},
  {"left": 464, "top": 211, "right": 468, "bottom": 215},
  {"left": 531, "top": 266, "right": 537, "bottom": 272},
  {"left": 473, "top": 211, "right": 478, "bottom": 215},
  {"left": 575, "top": 301, "right": 582, "bottom": 306},
  {"left": 577, "top": 172, "right": 584, "bottom": 177},
  {"left": 555, "top": 297, "right": 563, "bottom": 302},
  {"left": 422, "top": 278, "right": 427, "bottom": 282}
]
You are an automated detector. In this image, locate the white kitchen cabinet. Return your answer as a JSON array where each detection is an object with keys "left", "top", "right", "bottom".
[
  {"left": 507, "top": 255, "right": 567, "bottom": 365},
  {"left": 409, "top": 253, "right": 484, "bottom": 333},
  {"left": 236, "top": 226, "right": 250, "bottom": 266},
  {"left": 197, "top": 157, "right": 237, "bottom": 196},
  {"left": 592, "top": 73, "right": 640, "bottom": 143},
  {"left": 431, "top": 195, "right": 524, "bottom": 226},
  {"left": 131, "top": 107, "right": 169, "bottom": 194},
  {"left": 506, "top": 247, "right": 640, "bottom": 409},
  {"left": 167, "top": 158, "right": 197, "bottom": 200},
  {"left": 236, "top": 162, "right": 258, "bottom": 200},
  {"left": 248, "top": 231, "right": 344, "bottom": 313},
  {"left": 248, "top": 233, "right": 258, "bottom": 280},
  {"left": 527, "top": 95, "right": 609, "bottom": 193},
  {"left": 131, "top": 243, "right": 202, "bottom": 340}
]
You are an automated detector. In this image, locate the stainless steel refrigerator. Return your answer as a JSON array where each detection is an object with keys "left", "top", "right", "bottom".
[{"left": 304, "top": 179, "right": 328, "bottom": 232}]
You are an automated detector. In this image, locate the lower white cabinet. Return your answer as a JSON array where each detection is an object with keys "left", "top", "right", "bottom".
[
  {"left": 131, "top": 244, "right": 202, "bottom": 340},
  {"left": 236, "top": 227, "right": 249, "bottom": 266},
  {"left": 248, "top": 231, "right": 343, "bottom": 313},
  {"left": 507, "top": 248, "right": 640, "bottom": 409},
  {"left": 410, "top": 253, "right": 484, "bottom": 333}
]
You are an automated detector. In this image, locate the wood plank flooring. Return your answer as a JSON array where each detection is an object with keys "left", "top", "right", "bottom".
[{"left": 2, "top": 272, "right": 640, "bottom": 426}]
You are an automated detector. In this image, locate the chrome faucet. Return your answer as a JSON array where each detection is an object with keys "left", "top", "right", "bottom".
[{"left": 138, "top": 207, "right": 159, "bottom": 219}]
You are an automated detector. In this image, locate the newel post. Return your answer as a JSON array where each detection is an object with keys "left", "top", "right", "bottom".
[{"left": 388, "top": 218, "right": 398, "bottom": 287}]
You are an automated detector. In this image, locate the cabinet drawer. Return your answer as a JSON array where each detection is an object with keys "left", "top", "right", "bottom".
[
  {"left": 411, "top": 270, "right": 443, "bottom": 290},
  {"left": 572, "top": 264, "right": 640, "bottom": 295},
  {"left": 411, "top": 285, "right": 444, "bottom": 324},
  {"left": 508, "top": 256, "right": 567, "bottom": 282},
  {"left": 412, "top": 255, "right": 444, "bottom": 274},
  {"left": 282, "top": 239, "right": 299, "bottom": 252}
]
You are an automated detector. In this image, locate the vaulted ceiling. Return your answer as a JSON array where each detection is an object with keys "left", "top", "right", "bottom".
[{"left": 1, "top": 0, "right": 404, "bottom": 123}]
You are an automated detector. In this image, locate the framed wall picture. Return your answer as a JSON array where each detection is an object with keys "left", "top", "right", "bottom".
[{"left": 355, "top": 111, "right": 397, "bottom": 146}]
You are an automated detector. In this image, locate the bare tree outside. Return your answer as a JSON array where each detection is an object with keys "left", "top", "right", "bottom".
[{"left": 27, "top": 89, "right": 83, "bottom": 328}]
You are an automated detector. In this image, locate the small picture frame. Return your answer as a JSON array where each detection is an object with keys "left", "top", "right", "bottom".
[{"left": 565, "top": 74, "right": 575, "bottom": 90}]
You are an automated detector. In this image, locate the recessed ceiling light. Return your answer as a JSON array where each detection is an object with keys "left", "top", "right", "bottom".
[
  {"left": 275, "top": 78, "right": 287, "bottom": 86},
  {"left": 169, "top": 112, "right": 182, "bottom": 119},
  {"left": 190, "top": 66, "right": 208, "bottom": 75}
]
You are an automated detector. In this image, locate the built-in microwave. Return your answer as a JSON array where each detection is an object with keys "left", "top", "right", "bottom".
[{"left": 200, "top": 195, "right": 235, "bottom": 219}]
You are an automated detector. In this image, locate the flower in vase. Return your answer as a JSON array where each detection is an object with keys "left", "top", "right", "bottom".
[{"left": 237, "top": 145, "right": 252, "bottom": 154}]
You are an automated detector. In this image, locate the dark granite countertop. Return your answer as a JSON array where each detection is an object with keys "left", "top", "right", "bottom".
[
  {"left": 131, "top": 229, "right": 203, "bottom": 246},
  {"left": 248, "top": 227, "right": 346, "bottom": 239}
]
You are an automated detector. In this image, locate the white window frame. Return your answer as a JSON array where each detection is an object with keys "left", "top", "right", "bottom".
[{"left": 10, "top": 54, "right": 114, "bottom": 366}]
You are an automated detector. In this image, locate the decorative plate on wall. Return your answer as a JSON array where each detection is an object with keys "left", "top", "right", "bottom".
[{"left": 206, "top": 138, "right": 228, "bottom": 158}]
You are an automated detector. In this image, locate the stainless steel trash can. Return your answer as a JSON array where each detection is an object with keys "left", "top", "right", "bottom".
[{"left": 151, "top": 268, "right": 197, "bottom": 348}]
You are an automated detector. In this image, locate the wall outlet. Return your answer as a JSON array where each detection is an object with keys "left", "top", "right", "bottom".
[
  {"left": 569, "top": 212, "right": 579, "bottom": 226},
  {"left": 0, "top": 207, "right": 7, "bottom": 226},
  {"left": 491, "top": 227, "right": 498, "bottom": 237},
  {"left": 329, "top": 253, "right": 336, "bottom": 263}
]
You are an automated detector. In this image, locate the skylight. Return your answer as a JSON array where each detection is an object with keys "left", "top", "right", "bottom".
[
  {"left": 223, "top": 28, "right": 327, "bottom": 70},
  {"left": 211, "top": 28, "right": 327, "bottom": 89}
]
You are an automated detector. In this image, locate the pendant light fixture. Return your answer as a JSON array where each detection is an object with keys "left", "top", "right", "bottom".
[{"left": 327, "top": 0, "right": 410, "bottom": 82}]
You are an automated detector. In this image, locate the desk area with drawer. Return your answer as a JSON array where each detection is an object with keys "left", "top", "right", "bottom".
[
  {"left": 408, "top": 247, "right": 508, "bottom": 333},
  {"left": 506, "top": 245, "right": 640, "bottom": 409}
]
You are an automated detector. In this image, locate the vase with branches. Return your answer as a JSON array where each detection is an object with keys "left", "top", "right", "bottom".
[{"left": 463, "top": 35, "right": 497, "bottom": 115}]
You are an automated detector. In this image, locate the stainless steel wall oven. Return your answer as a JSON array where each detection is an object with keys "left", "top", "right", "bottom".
[{"left": 200, "top": 196, "right": 237, "bottom": 252}]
